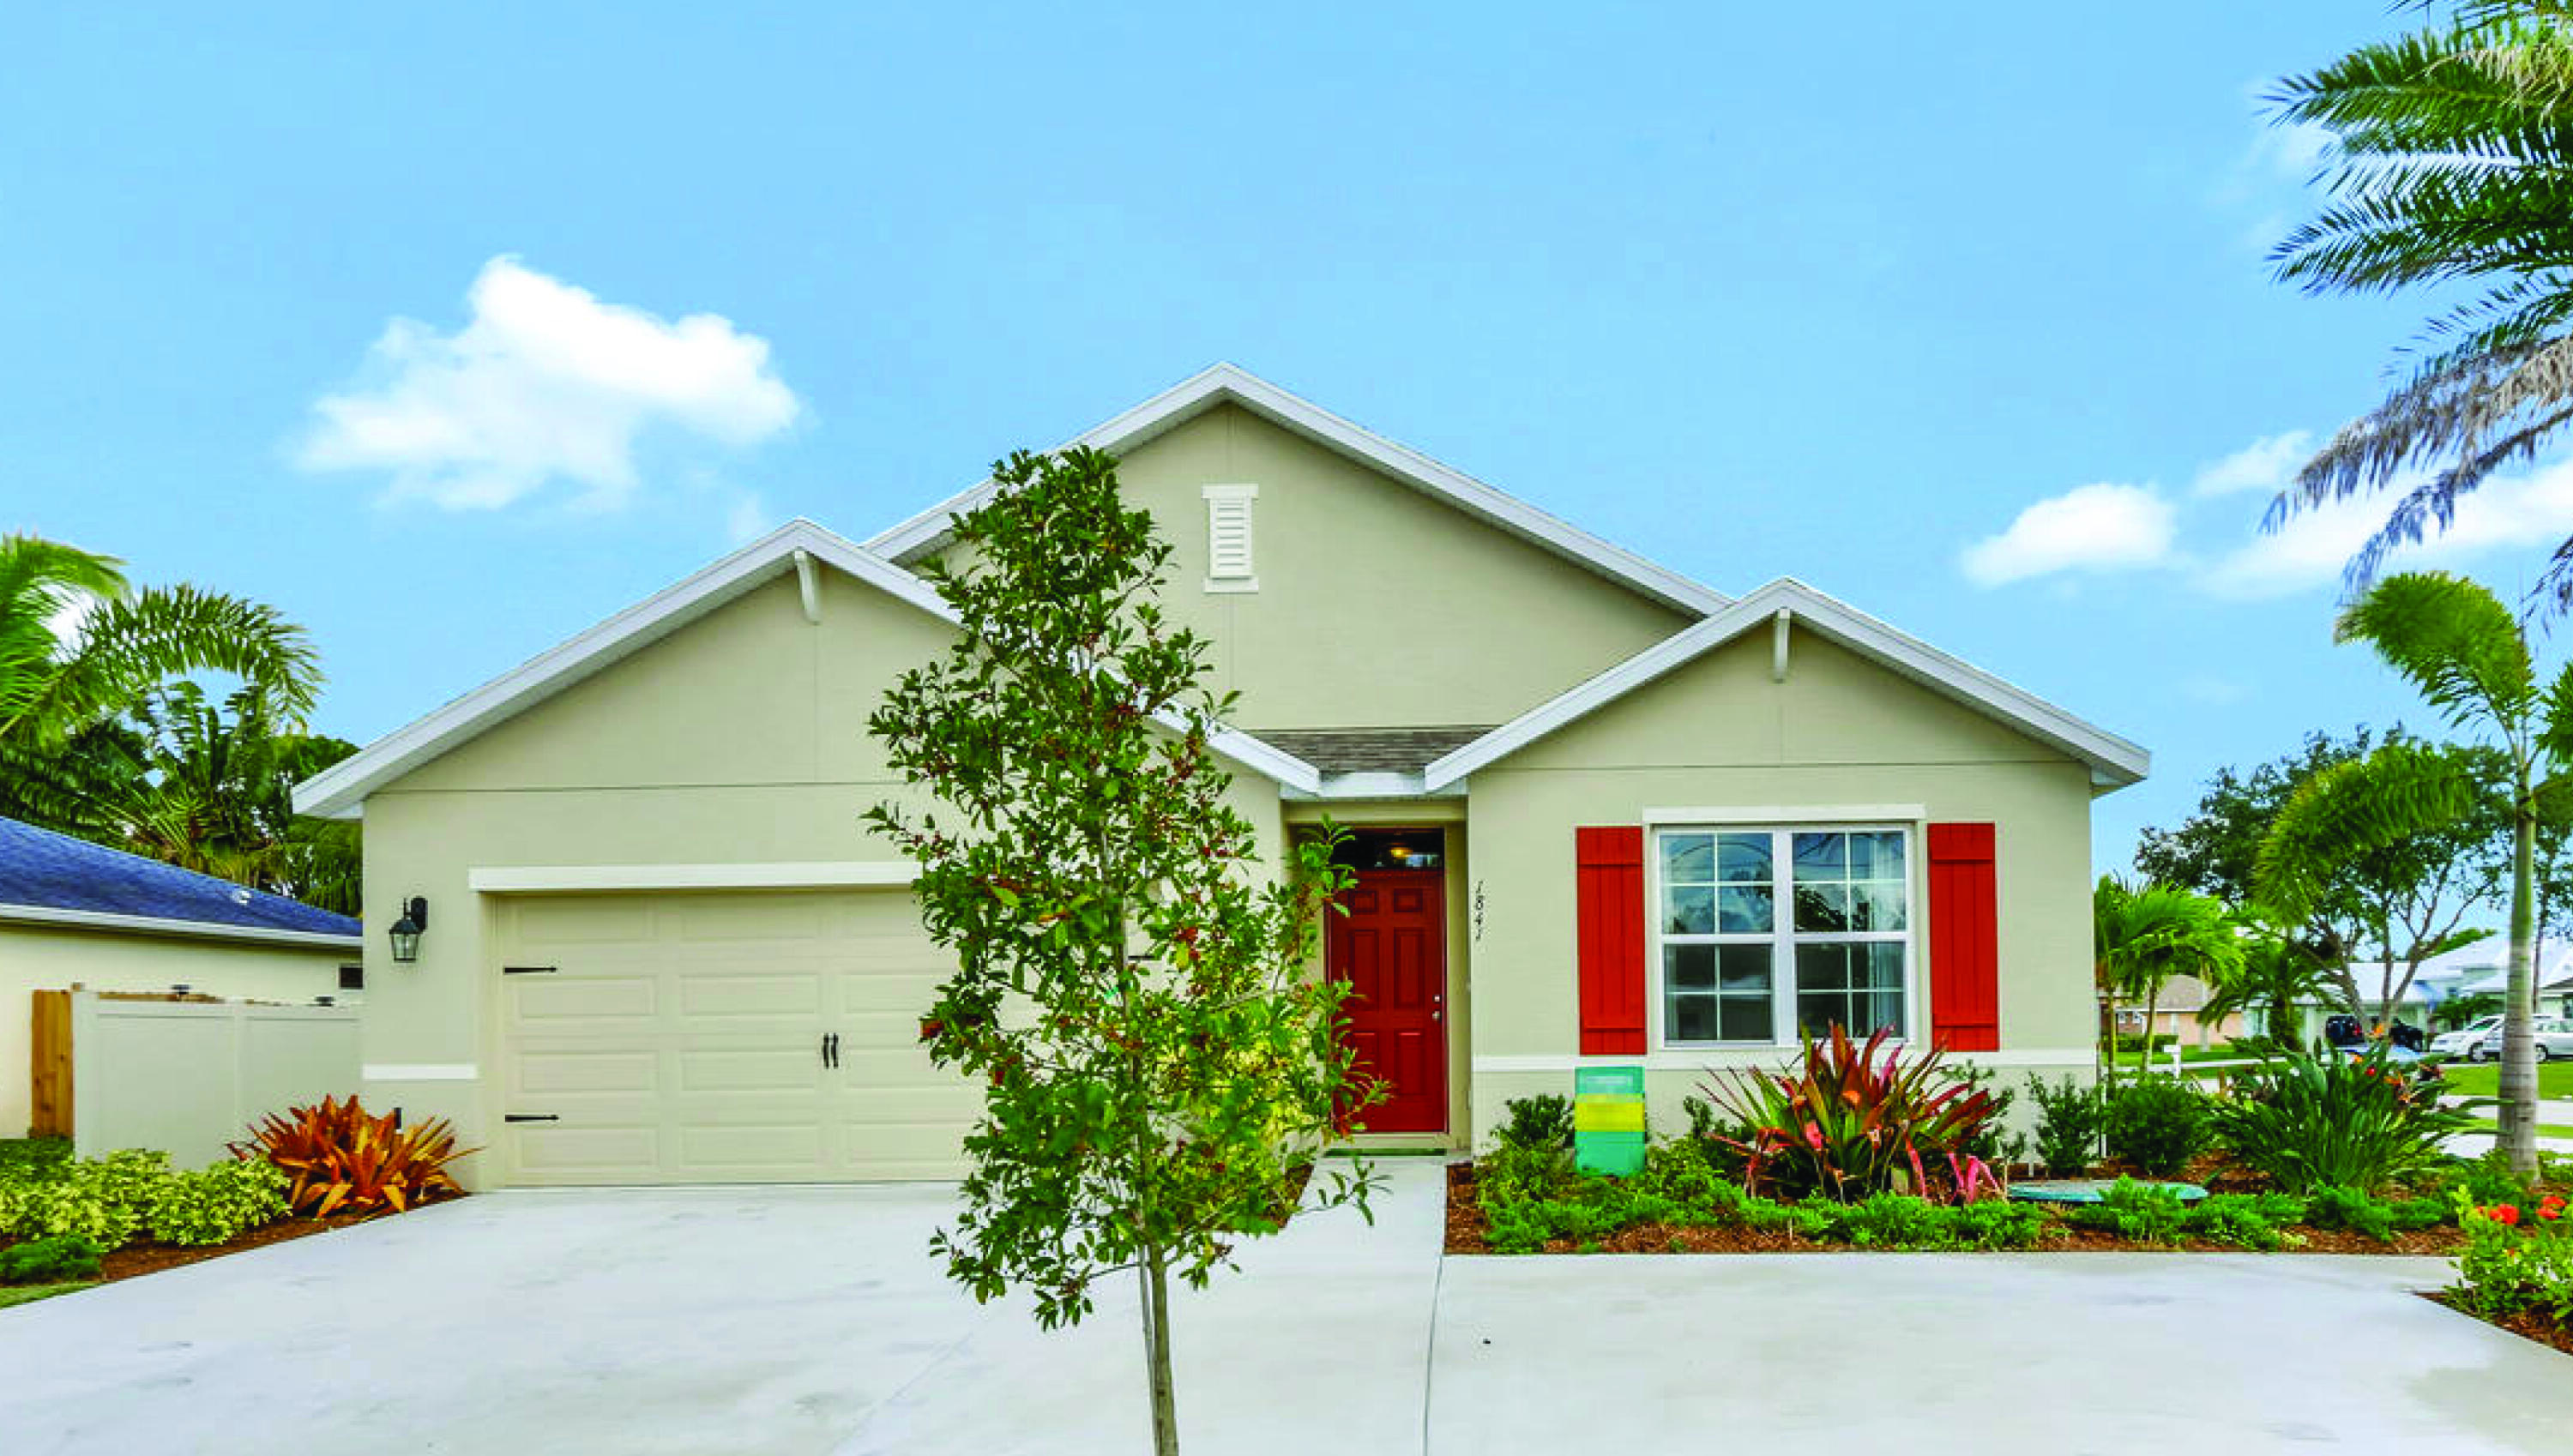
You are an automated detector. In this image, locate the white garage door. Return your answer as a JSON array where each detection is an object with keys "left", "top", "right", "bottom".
[{"left": 493, "top": 889, "right": 980, "bottom": 1186}]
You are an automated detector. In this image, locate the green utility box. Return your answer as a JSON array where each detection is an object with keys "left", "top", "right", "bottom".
[{"left": 1573, "top": 1064, "right": 1648, "bottom": 1177}]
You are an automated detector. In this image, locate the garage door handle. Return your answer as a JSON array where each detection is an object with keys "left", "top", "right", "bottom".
[
  {"left": 822, "top": 1032, "right": 839, "bottom": 1069},
  {"left": 503, "top": 1114, "right": 559, "bottom": 1123}
]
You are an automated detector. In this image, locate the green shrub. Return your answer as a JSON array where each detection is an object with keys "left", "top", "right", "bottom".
[
  {"left": 2305, "top": 1188, "right": 2398, "bottom": 1245},
  {"left": 2185, "top": 1193, "right": 2305, "bottom": 1250},
  {"left": 0, "top": 1234, "right": 103, "bottom": 1285},
  {"left": 2101, "top": 1080, "right": 2208, "bottom": 1177},
  {"left": 1495, "top": 1095, "right": 1574, "bottom": 1152},
  {"left": 1841, "top": 1193, "right": 1954, "bottom": 1249},
  {"left": 1952, "top": 1199, "right": 2052, "bottom": 1249},
  {"left": 0, "top": 1150, "right": 172, "bottom": 1249},
  {"left": 2023, "top": 1074, "right": 2105, "bottom": 1175},
  {"left": 2106, "top": 1033, "right": 2177, "bottom": 1056},
  {"left": 147, "top": 1160, "right": 291, "bottom": 1247},
  {"left": 2451, "top": 1195, "right": 2573, "bottom": 1325},
  {"left": 1628, "top": 1141, "right": 1743, "bottom": 1217},
  {"left": 0, "top": 1139, "right": 71, "bottom": 1186},
  {"left": 2206, "top": 1047, "right": 2479, "bottom": 1194},
  {"left": 1949, "top": 1064, "right": 2029, "bottom": 1169},
  {"left": 2072, "top": 1177, "right": 2190, "bottom": 1244}
]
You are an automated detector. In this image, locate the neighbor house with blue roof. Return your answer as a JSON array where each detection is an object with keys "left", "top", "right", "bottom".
[{"left": 0, "top": 816, "right": 362, "bottom": 1139}]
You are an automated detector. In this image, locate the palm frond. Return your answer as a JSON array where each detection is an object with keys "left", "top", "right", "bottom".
[
  {"left": 2256, "top": 740, "right": 2486, "bottom": 918},
  {"left": 23, "top": 584, "right": 320, "bottom": 739},
  {"left": 2335, "top": 572, "right": 2537, "bottom": 730}
]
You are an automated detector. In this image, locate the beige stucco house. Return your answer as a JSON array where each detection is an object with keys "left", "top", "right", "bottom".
[{"left": 296, "top": 364, "right": 2148, "bottom": 1188}]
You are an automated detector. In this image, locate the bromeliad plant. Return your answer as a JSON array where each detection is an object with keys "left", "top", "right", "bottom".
[
  {"left": 2208, "top": 1045, "right": 2485, "bottom": 1194},
  {"left": 1696, "top": 1024, "right": 2002, "bottom": 1203},
  {"left": 232, "top": 1096, "right": 471, "bottom": 1218}
]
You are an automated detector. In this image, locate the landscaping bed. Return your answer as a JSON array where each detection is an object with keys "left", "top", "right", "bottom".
[
  {"left": 1443, "top": 1159, "right": 2474, "bottom": 1257},
  {"left": 0, "top": 1098, "right": 470, "bottom": 1310}
]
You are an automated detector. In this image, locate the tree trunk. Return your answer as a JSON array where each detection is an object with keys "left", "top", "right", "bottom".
[
  {"left": 2136, "top": 978, "right": 2162, "bottom": 1080},
  {"left": 2099, "top": 986, "right": 2119, "bottom": 1091},
  {"left": 1138, "top": 1248, "right": 1179, "bottom": 1456},
  {"left": 2503, "top": 803, "right": 2541, "bottom": 1180}
]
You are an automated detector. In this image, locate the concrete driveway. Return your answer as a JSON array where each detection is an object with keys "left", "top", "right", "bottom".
[{"left": 1, "top": 1160, "right": 2569, "bottom": 1455}]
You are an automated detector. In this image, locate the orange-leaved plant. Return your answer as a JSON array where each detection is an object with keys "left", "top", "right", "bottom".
[
  {"left": 231, "top": 1096, "right": 473, "bottom": 1218},
  {"left": 1698, "top": 1023, "right": 2001, "bottom": 1204}
]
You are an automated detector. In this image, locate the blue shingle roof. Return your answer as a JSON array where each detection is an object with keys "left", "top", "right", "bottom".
[{"left": 0, "top": 817, "right": 361, "bottom": 939}]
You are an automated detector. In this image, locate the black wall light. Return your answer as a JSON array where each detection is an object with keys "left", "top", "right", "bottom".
[{"left": 389, "top": 896, "right": 430, "bottom": 964}]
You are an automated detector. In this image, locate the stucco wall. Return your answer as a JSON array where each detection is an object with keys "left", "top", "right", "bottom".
[
  {"left": 357, "top": 566, "right": 1292, "bottom": 1183},
  {"left": 1459, "top": 623, "right": 2102, "bottom": 1146},
  {"left": 939, "top": 403, "right": 1695, "bottom": 731},
  {"left": 2, "top": 925, "right": 348, "bottom": 1138}
]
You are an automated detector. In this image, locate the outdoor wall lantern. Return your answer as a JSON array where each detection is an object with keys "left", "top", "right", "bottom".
[{"left": 389, "top": 896, "right": 430, "bottom": 964}]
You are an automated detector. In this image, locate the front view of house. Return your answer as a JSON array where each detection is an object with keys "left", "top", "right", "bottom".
[{"left": 298, "top": 365, "right": 2147, "bottom": 1188}]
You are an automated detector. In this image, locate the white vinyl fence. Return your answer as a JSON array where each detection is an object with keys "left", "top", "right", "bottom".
[{"left": 69, "top": 991, "right": 359, "bottom": 1167}]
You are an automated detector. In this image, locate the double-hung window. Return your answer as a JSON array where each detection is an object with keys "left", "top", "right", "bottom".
[{"left": 1656, "top": 827, "right": 1912, "bottom": 1046}]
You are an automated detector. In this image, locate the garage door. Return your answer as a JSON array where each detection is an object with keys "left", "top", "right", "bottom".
[{"left": 493, "top": 889, "right": 981, "bottom": 1186}]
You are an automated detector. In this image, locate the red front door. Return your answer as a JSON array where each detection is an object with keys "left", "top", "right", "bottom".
[{"left": 1329, "top": 869, "right": 1449, "bottom": 1134}]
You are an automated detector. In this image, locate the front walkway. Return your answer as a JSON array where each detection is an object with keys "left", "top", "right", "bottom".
[{"left": 1, "top": 1160, "right": 2570, "bottom": 1453}]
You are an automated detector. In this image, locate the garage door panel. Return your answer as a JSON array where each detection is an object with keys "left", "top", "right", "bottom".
[
  {"left": 678, "top": 972, "right": 823, "bottom": 1020},
  {"left": 510, "top": 977, "right": 658, "bottom": 1023},
  {"left": 497, "top": 888, "right": 976, "bottom": 1187},
  {"left": 677, "top": 1047, "right": 826, "bottom": 1092},
  {"left": 515, "top": 1048, "right": 660, "bottom": 1096}
]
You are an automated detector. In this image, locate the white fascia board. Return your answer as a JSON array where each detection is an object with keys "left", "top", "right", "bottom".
[
  {"left": 292, "top": 517, "right": 1320, "bottom": 815},
  {"left": 1423, "top": 579, "right": 2151, "bottom": 792},
  {"left": 1278, "top": 771, "right": 1467, "bottom": 802},
  {"left": 863, "top": 364, "right": 1730, "bottom": 618},
  {"left": 0, "top": 902, "right": 363, "bottom": 952},
  {"left": 469, "top": 862, "right": 917, "bottom": 893}
]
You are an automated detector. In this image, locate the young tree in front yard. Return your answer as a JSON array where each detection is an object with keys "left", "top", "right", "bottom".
[
  {"left": 866, "top": 446, "right": 1374, "bottom": 1456},
  {"left": 2257, "top": 572, "right": 2573, "bottom": 1178}
]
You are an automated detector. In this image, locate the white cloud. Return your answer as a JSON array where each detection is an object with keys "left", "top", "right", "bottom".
[
  {"left": 297, "top": 257, "right": 802, "bottom": 510},
  {"left": 1959, "top": 483, "right": 2179, "bottom": 587},
  {"left": 2249, "top": 119, "right": 2334, "bottom": 183},
  {"left": 725, "top": 493, "right": 773, "bottom": 545},
  {"left": 2191, "top": 430, "right": 2312, "bottom": 497},
  {"left": 2197, "top": 458, "right": 2573, "bottom": 599}
]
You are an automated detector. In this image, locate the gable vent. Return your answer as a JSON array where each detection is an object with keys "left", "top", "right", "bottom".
[{"left": 1202, "top": 483, "right": 1258, "bottom": 593}]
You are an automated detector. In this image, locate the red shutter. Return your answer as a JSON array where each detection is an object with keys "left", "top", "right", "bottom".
[
  {"left": 1926, "top": 821, "right": 2000, "bottom": 1052},
  {"left": 1576, "top": 826, "right": 1647, "bottom": 1055}
]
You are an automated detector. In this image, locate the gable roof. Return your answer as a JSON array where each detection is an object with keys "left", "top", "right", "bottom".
[
  {"left": 863, "top": 363, "right": 1730, "bottom": 618},
  {"left": 0, "top": 816, "right": 361, "bottom": 948},
  {"left": 293, "top": 520, "right": 1322, "bottom": 820},
  {"left": 1421, "top": 578, "right": 2150, "bottom": 791}
]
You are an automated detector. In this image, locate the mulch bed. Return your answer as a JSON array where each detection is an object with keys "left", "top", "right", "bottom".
[
  {"left": 1444, "top": 1162, "right": 2468, "bottom": 1257},
  {"left": 2423, "top": 1292, "right": 2573, "bottom": 1357}
]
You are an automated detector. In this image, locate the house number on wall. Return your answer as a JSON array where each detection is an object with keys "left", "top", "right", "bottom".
[{"left": 1472, "top": 881, "right": 1486, "bottom": 944}]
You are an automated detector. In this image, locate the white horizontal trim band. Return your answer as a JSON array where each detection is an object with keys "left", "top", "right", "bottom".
[
  {"left": 1472, "top": 1048, "right": 2098, "bottom": 1074},
  {"left": 363, "top": 1063, "right": 479, "bottom": 1081},
  {"left": 0, "top": 902, "right": 363, "bottom": 952},
  {"left": 1642, "top": 804, "right": 1925, "bottom": 825},
  {"left": 468, "top": 862, "right": 917, "bottom": 893}
]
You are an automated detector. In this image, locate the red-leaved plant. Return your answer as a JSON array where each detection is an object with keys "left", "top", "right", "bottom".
[
  {"left": 1698, "top": 1024, "right": 2001, "bottom": 1203},
  {"left": 231, "top": 1095, "right": 473, "bottom": 1218}
]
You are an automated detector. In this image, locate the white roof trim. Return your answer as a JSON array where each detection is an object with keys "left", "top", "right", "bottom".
[
  {"left": 863, "top": 363, "right": 1729, "bottom": 618},
  {"left": 1421, "top": 579, "right": 2150, "bottom": 792},
  {"left": 295, "top": 520, "right": 1319, "bottom": 818},
  {"left": 0, "top": 901, "right": 363, "bottom": 952}
]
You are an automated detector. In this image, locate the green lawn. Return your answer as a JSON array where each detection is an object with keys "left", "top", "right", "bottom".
[
  {"left": 2432, "top": 1062, "right": 2573, "bottom": 1100},
  {"left": 0, "top": 1282, "right": 92, "bottom": 1311}
]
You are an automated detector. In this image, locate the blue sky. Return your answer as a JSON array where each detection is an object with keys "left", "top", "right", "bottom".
[{"left": 3, "top": 4, "right": 2559, "bottom": 887}]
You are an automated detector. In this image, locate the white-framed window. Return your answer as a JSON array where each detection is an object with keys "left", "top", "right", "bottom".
[
  {"left": 1651, "top": 825, "right": 1913, "bottom": 1048},
  {"left": 1202, "top": 483, "right": 1257, "bottom": 592}
]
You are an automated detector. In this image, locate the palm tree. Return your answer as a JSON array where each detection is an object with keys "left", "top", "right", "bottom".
[
  {"left": 2198, "top": 922, "right": 2342, "bottom": 1049},
  {"left": 2266, "top": 6, "right": 2573, "bottom": 605},
  {"left": 2255, "top": 571, "right": 2567, "bottom": 1176},
  {"left": 0, "top": 534, "right": 320, "bottom": 832},
  {"left": 2094, "top": 878, "right": 2245, "bottom": 1081}
]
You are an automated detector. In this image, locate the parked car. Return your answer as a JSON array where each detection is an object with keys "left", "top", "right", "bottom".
[
  {"left": 2431, "top": 1014, "right": 2506, "bottom": 1058},
  {"left": 2465, "top": 1017, "right": 2573, "bottom": 1062}
]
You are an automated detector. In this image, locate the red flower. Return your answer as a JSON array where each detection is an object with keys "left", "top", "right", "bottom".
[
  {"left": 2485, "top": 1204, "right": 2523, "bottom": 1227},
  {"left": 1803, "top": 1122, "right": 1825, "bottom": 1151},
  {"left": 2540, "top": 1195, "right": 2565, "bottom": 1223}
]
